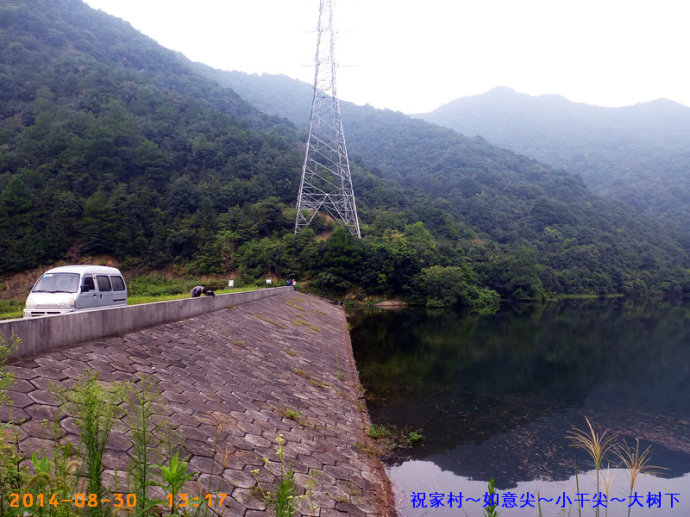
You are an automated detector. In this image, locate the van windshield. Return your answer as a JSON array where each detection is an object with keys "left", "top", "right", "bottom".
[{"left": 32, "top": 273, "right": 80, "bottom": 293}]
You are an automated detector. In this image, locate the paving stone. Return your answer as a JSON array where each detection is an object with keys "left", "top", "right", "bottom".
[
  {"left": 3, "top": 293, "right": 393, "bottom": 516},
  {"left": 0, "top": 405, "right": 30, "bottom": 423},
  {"left": 7, "top": 378, "right": 36, "bottom": 394},
  {"left": 107, "top": 430, "right": 132, "bottom": 452},
  {"left": 335, "top": 501, "right": 368, "bottom": 516},
  {"left": 60, "top": 416, "right": 80, "bottom": 435},
  {"left": 183, "top": 438, "right": 215, "bottom": 458},
  {"left": 27, "top": 389, "right": 61, "bottom": 406},
  {"left": 219, "top": 495, "right": 247, "bottom": 517},
  {"left": 244, "top": 511, "right": 269, "bottom": 517},
  {"left": 32, "top": 365, "right": 68, "bottom": 381},
  {"left": 352, "top": 495, "right": 380, "bottom": 514},
  {"left": 27, "top": 376, "right": 59, "bottom": 391},
  {"left": 24, "top": 403, "right": 59, "bottom": 422},
  {"left": 14, "top": 416, "right": 52, "bottom": 438},
  {"left": 187, "top": 455, "right": 226, "bottom": 476},
  {"left": 110, "top": 361, "right": 137, "bottom": 374},
  {"left": 243, "top": 433, "right": 271, "bottom": 449},
  {"left": 166, "top": 401, "right": 195, "bottom": 416},
  {"left": 219, "top": 449, "right": 256, "bottom": 472},
  {"left": 321, "top": 508, "right": 351, "bottom": 516},
  {"left": 8, "top": 366, "right": 40, "bottom": 380},
  {"left": 312, "top": 489, "right": 338, "bottom": 509},
  {"left": 231, "top": 488, "right": 265, "bottom": 511},
  {"left": 223, "top": 466, "right": 264, "bottom": 490},
  {"left": 235, "top": 419, "right": 263, "bottom": 436},
  {"left": 245, "top": 409, "right": 269, "bottom": 422},
  {"left": 19, "top": 436, "right": 56, "bottom": 454},
  {"left": 102, "top": 449, "right": 130, "bottom": 470}
]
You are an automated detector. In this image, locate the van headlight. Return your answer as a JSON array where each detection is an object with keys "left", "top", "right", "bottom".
[
  {"left": 25, "top": 297, "right": 36, "bottom": 309},
  {"left": 58, "top": 299, "right": 75, "bottom": 309}
]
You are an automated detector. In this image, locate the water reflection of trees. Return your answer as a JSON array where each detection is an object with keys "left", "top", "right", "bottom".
[{"left": 348, "top": 300, "right": 690, "bottom": 484}]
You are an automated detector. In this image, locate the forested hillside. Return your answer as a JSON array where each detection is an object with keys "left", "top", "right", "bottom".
[
  {"left": 195, "top": 70, "right": 690, "bottom": 298},
  {"left": 1, "top": 0, "right": 689, "bottom": 305},
  {"left": 416, "top": 87, "right": 690, "bottom": 233},
  {"left": 0, "top": 0, "right": 306, "bottom": 270}
]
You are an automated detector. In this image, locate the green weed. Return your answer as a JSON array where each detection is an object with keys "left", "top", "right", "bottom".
[
  {"left": 0, "top": 301, "right": 23, "bottom": 321},
  {"left": 483, "top": 478, "right": 499, "bottom": 517},
  {"left": 251, "top": 435, "right": 319, "bottom": 517},
  {"left": 363, "top": 423, "right": 424, "bottom": 457},
  {"left": 281, "top": 407, "right": 300, "bottom": 421},
  {"left": 292, "top": 369, "right": 309, "bottom": 380},
  {"left": 354, "top": 441, "right": 380, "bottom": 457},
  {"left": 0, "top": 332, "right": 19, "bottom": 404},
  {"left": 254, "top": 314, "right": 288, "bottom": 329},
  {"left": 367, "top": 424, "right": 391, "bottom": 440},
  {"left": 407, "top": 429, "right": 424, "bottom": 445},
  {"left": 290, "top": 318, "right": 320, "bottom": 333},
  {"left": 155, "top": 453, "right": 196, "bottom": 514}
]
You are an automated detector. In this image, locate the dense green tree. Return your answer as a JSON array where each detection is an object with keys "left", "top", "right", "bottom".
[{"left": 414, "top": 265, "right": 500, "bottom": 309}]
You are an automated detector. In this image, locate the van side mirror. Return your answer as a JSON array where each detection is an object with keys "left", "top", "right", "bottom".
[{"left": 81, "top": 283, "right": 93, "bottom": 293}]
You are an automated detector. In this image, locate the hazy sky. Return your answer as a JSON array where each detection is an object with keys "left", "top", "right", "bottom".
[{"left": 82, "top": 0, "right": 690, "bottom": 114}]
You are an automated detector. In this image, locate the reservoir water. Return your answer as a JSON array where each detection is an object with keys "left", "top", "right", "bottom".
[{"left": 349, "top": 300, "right": 690, "bottom": 517}]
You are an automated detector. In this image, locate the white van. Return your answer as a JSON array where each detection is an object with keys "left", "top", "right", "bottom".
[{"left": 24, "top": 265, "right": 128, "bottom": 317}]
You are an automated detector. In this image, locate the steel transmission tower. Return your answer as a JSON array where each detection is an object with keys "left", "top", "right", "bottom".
[{"left": 295, "top": 0, "right": 361, "bottom": 237}]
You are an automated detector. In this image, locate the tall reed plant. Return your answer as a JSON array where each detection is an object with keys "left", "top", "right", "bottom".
[
  {"left": 616, "top": 439, "right": 665, "bottom": 517},
  {"left": 23, "top": 419, "right": 80, "bottom": 517},
  {"left": 123, "top": 376, "right": 166, "bottom": 516},
  {"left": 566, "top": 417, "right": 617, "bottom": 517},
  {"left": 57, "top": 371, "right": 122, "bottom": 517},
  {"left": 0, "top": 424, "right": 25, "bottom": 516},
  {"left": 0, "top": 332, "right": 21, "bottom": 516}
]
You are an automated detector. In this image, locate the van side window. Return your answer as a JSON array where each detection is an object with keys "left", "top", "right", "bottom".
[
  {"left": 96, "top": 275, "right": 112, "bottom": 292},
  {"left": 110, "top": 276, "right": 125, "bottom": 291},
  {"left": 82, "top": 275, "right": 95, "bottom": 292}
]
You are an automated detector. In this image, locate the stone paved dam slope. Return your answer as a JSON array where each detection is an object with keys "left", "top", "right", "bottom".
[{"left": 1, "top": 292, "right": 394, "bottom": 516}]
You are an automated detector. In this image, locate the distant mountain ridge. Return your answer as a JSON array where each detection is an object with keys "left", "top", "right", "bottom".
[
  {"left": 415, "top": 87, "right": 690, "bottom": 229},
  {"left": 195, "top": 69, "right": 690, "bottom": 296}
]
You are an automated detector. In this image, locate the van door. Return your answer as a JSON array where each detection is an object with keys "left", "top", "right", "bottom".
[
  {"left": 110, "top": 275, "right": 127, "bottom": 305},
  {"left": 77, "top": 274, "right": 100, "bottom": 309},
  {"left": 96, "top": 275, "right": 114, "bottom": 306}
]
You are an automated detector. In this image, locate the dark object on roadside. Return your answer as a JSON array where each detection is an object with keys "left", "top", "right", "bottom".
[
  {"left": 204, "top": 289, "right": 215, "bottom": 297},
  {"left": 190, "top": 285, "right": 204, "bottom": 297}
]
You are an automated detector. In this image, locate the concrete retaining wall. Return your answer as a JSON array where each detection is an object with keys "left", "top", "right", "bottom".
[{"left": 0, "top": 286, "right": 293, "bottom": 359}]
